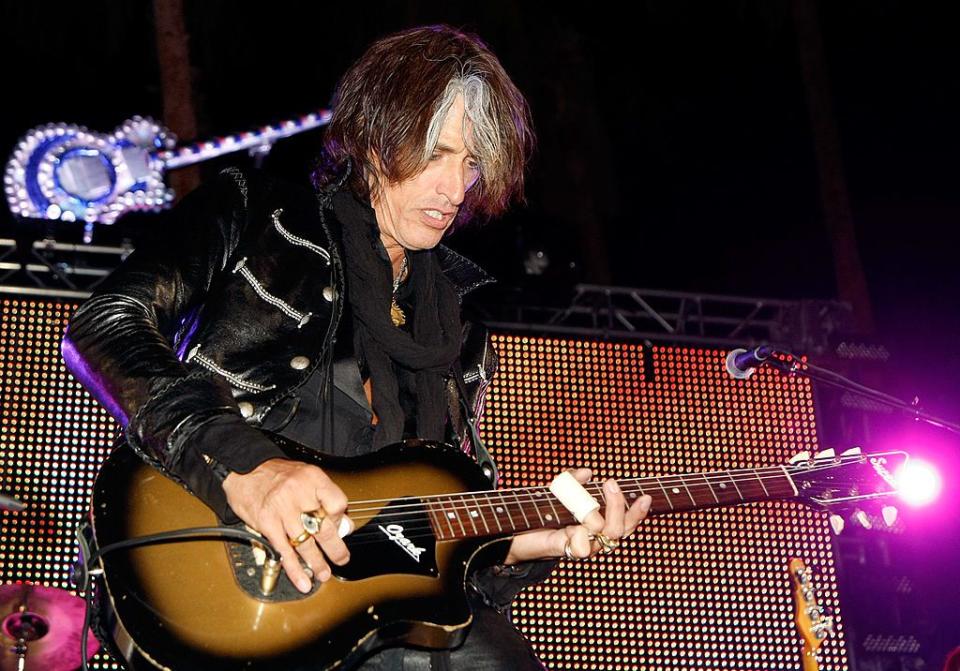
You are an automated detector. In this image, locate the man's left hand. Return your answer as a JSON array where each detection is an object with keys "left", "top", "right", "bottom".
[{"left": 503, "top": 468, "right": 651, "bottom": 565}]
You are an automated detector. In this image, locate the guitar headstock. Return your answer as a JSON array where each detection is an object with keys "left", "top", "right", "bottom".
[
  {"left": 790, "top": 558, "right": 833, "bottom": 670},
  {"left": 788, "top": 448, "right": 908, "bottom": 511}
]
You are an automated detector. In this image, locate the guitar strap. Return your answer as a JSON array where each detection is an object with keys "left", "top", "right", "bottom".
[{"left": 451, "top": 357, "right": 500, "bottom": 488}]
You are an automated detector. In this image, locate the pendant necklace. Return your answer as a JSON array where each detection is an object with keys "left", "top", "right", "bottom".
[{"left": 390, "top": 254, "right": 409, "bottom": 327}]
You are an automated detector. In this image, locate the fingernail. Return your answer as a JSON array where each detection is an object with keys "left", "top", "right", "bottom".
[
  {"left": 297, "top": 577, "right": 311, "bottom": 593},
  {"left": 641, "top": 495, "right": 652, "bottom": 512},
  {"left": 319, "top": 569, "right": 331, "bottom": 582},
  {"left": 606, "top": 479, "right": 620, "bottom": 493}
]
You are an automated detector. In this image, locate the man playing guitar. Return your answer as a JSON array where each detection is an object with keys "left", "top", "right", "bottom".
[{"left": 63, "top": 25, "right": 650, "bottom": 669}]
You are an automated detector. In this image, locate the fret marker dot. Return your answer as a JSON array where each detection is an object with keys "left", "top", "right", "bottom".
[
  {"left": 629, "top": 492, "right": 637, "bottom": 498},
  {"left": 545, "top": 513, "right": 554, "bottom": 521},
  {"left": 496, "top": 506, "right": 504, "bottom": 513},
  {"left": 719, "top": 483, "right": 727, "bottom": 489},
  {"left": 671, "top": 487, "right": 681, "bottom": 495},
  {"left": 447, "top": 512, "right": 456, "bottom": 519},
  {"left": 470, "top": 510, "right": 479, "bottom": 518}
]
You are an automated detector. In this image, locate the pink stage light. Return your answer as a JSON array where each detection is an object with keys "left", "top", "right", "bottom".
[{"left": 896, "top": 459, "right": 942, "bottom": 507}]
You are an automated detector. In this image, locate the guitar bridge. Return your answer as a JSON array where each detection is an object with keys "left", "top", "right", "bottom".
[{"left": 225, "top": 523, "right": 317, "bottom": 602}]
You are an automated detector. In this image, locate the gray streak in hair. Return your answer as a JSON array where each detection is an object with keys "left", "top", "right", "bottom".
[{"left": 424, "top": 72, "right": 503, "bottom": 182}]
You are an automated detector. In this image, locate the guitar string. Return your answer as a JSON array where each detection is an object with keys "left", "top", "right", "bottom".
[
  {"left": 322, "top": 496, "right": 880, "bottom": 548},
  {"left": 227, "top": 459, "right": 884, "bottom": 550},
  {"left": 305, "top": 472, "right": 876, "bottom": 546},
  {"left": 329, "top": 474, "right": 870, "bottom": 548},
  {"left": 332, "top": 456, "right": 882, "bottom": 511},
  {"left": 308, "top": 476, "right": 820, "bottom": 548},
  {"left": 335, "top": 476, "right": 875, "bottom": 538},
  {"left": 343, "top": 481, "right": 792, "bottom": 533},
  {"left": 336, "top": 459, "right": 875, "bottom": 517},
  {"left": 339, "top": 476, "right": 790, "bottom": 525},
  {"left": 279, "top": 473, "right": 885, "bottom": 552}
]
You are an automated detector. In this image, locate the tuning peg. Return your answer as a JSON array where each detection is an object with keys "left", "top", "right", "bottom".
[
  {"left": 813, "top": 616, "right": 836, "bottom": 639},
  {"left": 842, "top": 447, "right": 862, "bottom": 457},
  {"left": 789, "top": 451, "right": 811, "bottom": 464},
  {"left": 829, "top": 514, "right": 845, "bottom": 535},
  {"left": 882, "top": 505, "right": 899, "bottom": 527},
  {"left": 816, "top": 448, "right": 836, "bottom": 461},
  {"left": 853, "top": 510, "right": 872, "bottom": 529}
]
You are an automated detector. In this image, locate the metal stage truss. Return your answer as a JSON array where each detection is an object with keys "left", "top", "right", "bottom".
[
  {"left": 477, "top": 283, "right": 856, "bottom": 355},
  {"left": 0, "top": 236, "right": 130, "bottom": 300},
  {"left": 0, "top": 233, "right": 856, "bottom": 353}
]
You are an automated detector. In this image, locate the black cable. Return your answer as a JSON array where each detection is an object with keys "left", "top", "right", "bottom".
[
  {"left": 767, "top": 351, "right": 960, "bottom": 436},
  {"left": 76, "top": 527, "right": 94, "bottom": 671},
  {"left": 86, "top": 526, "right": 279, "bottom": 566},
  {"left": 75, "top": 525, "right": 280, "bottom": 671}
]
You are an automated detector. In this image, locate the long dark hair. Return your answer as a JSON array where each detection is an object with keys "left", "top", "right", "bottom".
[{"left": 314, "top": 25, "right": 535, "bottom": 223}]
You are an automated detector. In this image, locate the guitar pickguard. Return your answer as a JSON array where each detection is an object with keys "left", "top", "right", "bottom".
[
  {"left": 226, "top": 497, "right": 439, "bottom": 601},
  {"left": 337, "top": 498, "right": 438, "bottom": 580}
]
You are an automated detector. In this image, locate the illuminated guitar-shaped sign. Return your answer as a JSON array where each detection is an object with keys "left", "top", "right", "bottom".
[{"left": 4, "top": 111, "right": 330, "bottom": 225}]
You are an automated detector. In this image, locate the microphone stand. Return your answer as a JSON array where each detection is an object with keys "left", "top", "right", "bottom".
[{"left": 763, "top": 353, "right": 960, "bottom": 437}]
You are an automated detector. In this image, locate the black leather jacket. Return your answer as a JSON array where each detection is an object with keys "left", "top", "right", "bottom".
[
  {"left": 62, "top": 168, "right": 498, "bottom": 519},
  {"left": 63, "top": 167, "right": 557, "bottom": 612}
]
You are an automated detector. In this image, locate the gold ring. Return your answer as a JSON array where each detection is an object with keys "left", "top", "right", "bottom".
[
  {"left": 563, "top": 541, "right": 576, "bottom": 560},
  {"left": 301, "top": 510, "right": 326, "bottom": 535},
  {"left": 289, "top": 530, "right": 312, "bottom": 548},
  {"left": 594, "top": 533, "right": 619, "bottom": 554}
]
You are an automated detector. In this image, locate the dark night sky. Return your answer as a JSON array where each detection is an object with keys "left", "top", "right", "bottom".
[
  {"left": 3, "top": 11, "right": 959, "bottom": 432},
  {"left": 3, "top": 0, "right": 960, "bottom": 660},
  {"left": 4, "top": 0, "right": 960, "bottom": 472},
  {"left": 5, "top": 2, "right": 957, "bottom": 407}
]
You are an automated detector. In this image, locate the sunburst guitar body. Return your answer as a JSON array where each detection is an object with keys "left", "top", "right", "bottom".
[{"left": 92, "top": 438, "right": 506, "bottom": 670}]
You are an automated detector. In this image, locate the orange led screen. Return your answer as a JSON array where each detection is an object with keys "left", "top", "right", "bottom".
[{"left": 0, "top": 300, "right": 847, "bottom": 669}]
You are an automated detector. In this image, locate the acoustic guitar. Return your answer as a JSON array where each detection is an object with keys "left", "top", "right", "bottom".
[{"left": 88, "top": 434, "right": 903, "bottom": 670}]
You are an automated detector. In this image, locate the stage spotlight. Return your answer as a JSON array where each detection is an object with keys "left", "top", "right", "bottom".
[{"left": 895, "top": 459, "right": 942, "bottom": 507}]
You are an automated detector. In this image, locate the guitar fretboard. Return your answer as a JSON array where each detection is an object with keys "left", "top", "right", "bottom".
[{"left": 426, "top": 467, "right": 797, "bottom": 541}]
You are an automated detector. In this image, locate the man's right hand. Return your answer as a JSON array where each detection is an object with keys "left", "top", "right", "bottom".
[{"left": 222, "top": 458, "right": 352, "bottom": 593}]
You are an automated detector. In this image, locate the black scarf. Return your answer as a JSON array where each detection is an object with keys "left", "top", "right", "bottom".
[{"left": 333, "top": 190, "right": 462, "bottom": 448}]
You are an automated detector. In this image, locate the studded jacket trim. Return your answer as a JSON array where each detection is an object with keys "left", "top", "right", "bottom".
[
  {"left": 231, "top": 256, "right": 314, "bottom": 328},
  {"left": 271, "top": 208, "right": 331, "bottom": 263}
]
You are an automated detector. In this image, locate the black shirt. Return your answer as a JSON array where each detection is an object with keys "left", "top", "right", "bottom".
[{"left": 270, "top": 279, "right": 418, "bottom": 457}]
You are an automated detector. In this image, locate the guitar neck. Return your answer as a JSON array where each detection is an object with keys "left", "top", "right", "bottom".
[
  {"left": 154, "top": 110, "right": 332, "bottom": 170},
  {"left": 427, "top": 466, "right": 798, "bottom": 541}
]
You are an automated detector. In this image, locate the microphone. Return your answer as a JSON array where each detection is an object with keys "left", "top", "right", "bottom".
[{"left": 725, "top": 345, "right": 776, "bottom": 379}]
